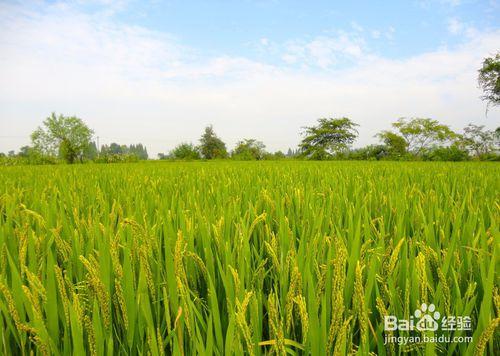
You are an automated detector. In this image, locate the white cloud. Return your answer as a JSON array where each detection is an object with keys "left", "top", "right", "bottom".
[
  {"left": 446, "top": 17, "right": 479, "bottom": 38},
  {"left": 350, "top": 21, "right": 364, "bottom": 32},
  {"left": 369, "top": 27, "right": 394, "bottom": 41},
  {"left": 0, "top": 1, "right": 499, "bottom": 157},
  {"left": 415, "top": 0, "right": 461, "bottom": 8},
  {"left": 385, "top": 26, "right": 396, "bottom": 40},
  {"left": 442, "top": 0, "right": 461, "bottom": 6},
  {"left": 371, "top": 30, "right": 381, "bottom": 39},
  {"left": 282, "top": 32, "right": 367, "bottom": 69},
  {"left": 447, "top": 18, "right": 463, "bottom": 34}
]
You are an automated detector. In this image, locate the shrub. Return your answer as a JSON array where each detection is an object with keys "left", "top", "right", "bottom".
[{"left": 169, "top": 143, "right": 200, "bottom": 160}]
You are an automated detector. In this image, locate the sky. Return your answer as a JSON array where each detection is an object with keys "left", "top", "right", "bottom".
[{"left": 0, "top": 0, "right": 499, "bottom": 157}]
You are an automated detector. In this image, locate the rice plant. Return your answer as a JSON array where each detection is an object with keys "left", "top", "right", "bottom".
[{"left": 0, "top": 161, "right": 498, "bottom": 355}]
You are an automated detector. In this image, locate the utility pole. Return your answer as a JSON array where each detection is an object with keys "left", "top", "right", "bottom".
[{"left": 97, "top": 136, "right": 100, "bottom": 155}]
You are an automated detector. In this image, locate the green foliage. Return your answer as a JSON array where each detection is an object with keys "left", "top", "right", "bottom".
[
  {"left": 0, "top": 151, "right": 59, "bottom": 166},
  {"left": 286, "top": 148, "right": 297, "bottom": 157},
  {"left": 475, "top": 152, "right": 500, "bottom": 161},
  {"left": 232, "top": 139, "right": 266, "bottom": 160},
  {"left": 8, "top": 115, "right": 498, "bottom": 165},
  {"left": 262, "top": 151, "right": 286, "bottom": 160},
  {"left": 129, "top": 144, "right": 149, "bottom": 160},
  {"left": 273, "top": 150, "right": 286, "bottom": 159},
  {"left": 299, "top": 117, "right": 359, "bottom": 159},
  {"left": 83, "top": 141, "right": 98, "bottom": 160},
  {"left": 94, "top": 153, "right": 139, "bottom": 163},
  {"left": 376, "top": 131, "right": 408, "bottom": 157},
  {"left": 169, "top": 143, "right": 201, "bottom": 160},
  {"left": 100, "top": 143, "right": 148, "bottom": 160},
  {"left": 390, "top": 117, "right": 457, "bottom": 154},
  {"left": 199, "top": 125, "right": 228, "bottom": 159},
  {"left": 478, "top": 52, "right": 500, "bottom": 107},
  {"left": 459, "top": 124, "right": 497, "bottom": 157},
  {"left": 422, "top": 145, "right": 470, "bottom": 161},
  {"left": 0, "top": 161, "right": 498, "bottom": 355},
  {"left": 31, "top": 113, "right": 94, "bottom": 164},
  {"left": 0, "top": 145, "right": 59, "bottom": 165},
  {"left": 102, "top": 143, "right": 127, "bottom": 155},
  {"left": 346, "top": 145, "right": 389, "bottom": 160}
]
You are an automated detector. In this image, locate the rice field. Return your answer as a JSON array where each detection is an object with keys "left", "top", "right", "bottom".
[{"left": 0, "top": 161, "right": 498, "bottom": 355}]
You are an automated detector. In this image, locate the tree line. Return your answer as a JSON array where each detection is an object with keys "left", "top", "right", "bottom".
[
  {"left": 1, "top": 113, "right": 150, "bottom": 164},
  {"left": 161, "top": 118, "right": 498, "bottom": 161},
  {"left": 1, "top": 53, "right": 499, "bottom": 164},
  {"left": 1, "top": 113, "right": 498, "bottom": 165}
]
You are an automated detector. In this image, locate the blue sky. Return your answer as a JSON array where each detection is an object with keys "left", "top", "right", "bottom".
[
  {"left": 64, "top": 0, "right": 500, "bottom": 63},
  {"left": 0, "top": 0, "right": 499, "bottom": 155}
]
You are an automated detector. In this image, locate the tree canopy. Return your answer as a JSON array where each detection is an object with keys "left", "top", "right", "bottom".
[
  {"left": 100, "top": 143, "right": 148, "bottom": 160},
  {"left": 376, "top": 131, "right": 408, "bottom": 157},
  {"left": 232, "top": 139, "right": 266, "bottom": 160},
  {"left": 169, "top": 143, "right": 200, "bottom": 160},
  {"left": 299, "top": 117, "right": 359, "bottom": 159},
  {"left": 3, "top": 112, "right": 499, "bottom": 165},
  {"left": 390, "top": 118, "right": 456, "bottom": 154},
  {"left": 478, "top": 52, "right": 500, "bottom": 108},
  {"left": 459, "top": 124, "right": 497, "bottom": 157},
  {"left": 199, "top": 125, "right": 228, "bottom": 159},
  {"left": 31, "top": 113, "right": 94, "bottom": 163}
]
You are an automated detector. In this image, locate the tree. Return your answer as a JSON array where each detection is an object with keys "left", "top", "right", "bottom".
[
  {"left": 376, "top": 131, "right": 408, "bottom": 157},
  {"left": 270, "top": 150, "right": 286, "bottom": 160},
  {"left": 129, "top": 144, "right": 148, "bottom": 160},
  {"left": 15, "top": 145, "right": 54, "bottom": 164},
  {"left": 100, "top": 143, "right": 148, "bottom": 160},
  {"left": 390, "top": 118, "right": 456, "bottom": 155},
  {"left": 286, "top": 148, "right": 300, "bottom": 158},
  {"left": 299, "top": 117, "right": 358, "bottom": 159},
  {"left": 31, "top": 113, "right": 93, "bottom": 163},
  {"left": 347, "top": 145, "right": 388, "bottom": 160},
  {"left": 199, "top": 125, "right": 227, "bottom": 159},
  {"left": 138, "top": 144, "right": 148, "bottom": 160},
  {"left": 170, "top": 143, "right": 200, "bottom": 160},
  {"left": 459, "top": 124, "right": 496, "bottom": 157},
  {"left": 106, "top": 143, "right": 125, "bottom": 155},
  {"left": 18, "top": 146, "right": 33, "bottom": 158},
  {"left": 478, "top": 53, "right": 500, "bottom": 108},
  {"left": 422, "top": 145, "right": 469, "bottom": 161},
  {"left": 84, "top": 141, "right": 98, "bottom": 160},
  {"left": 232, "top": 139, "right": 266, "bottom": 160}
]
